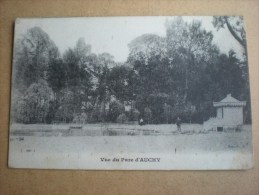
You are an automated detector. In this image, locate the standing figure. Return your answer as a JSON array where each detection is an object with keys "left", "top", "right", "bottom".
[{"left": 176, "top": 117, "right": 181, "bottom": 132}]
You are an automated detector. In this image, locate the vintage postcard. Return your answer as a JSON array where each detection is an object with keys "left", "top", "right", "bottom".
[{"left": 9, "top": 16, "right": 253, "bottom": 170}]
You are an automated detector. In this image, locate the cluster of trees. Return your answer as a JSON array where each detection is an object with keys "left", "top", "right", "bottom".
[{"left": 11, "top": 17, "right": 251, "bottom": 124}]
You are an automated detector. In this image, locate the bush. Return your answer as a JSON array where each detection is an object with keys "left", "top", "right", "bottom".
[
  {"left": 116, "top": 113, "right": 128, "bottom": 123},
  {"left": 128, "top": 109, "right": 140, "bottom": 121},
  {"left": 14, "top": 80, "right": 54, "bottom": 123},
  {"left": 72, "top": 112, "right": 88, "bottom": 124},
  {"left": 108, "top": 100, "right": 125, "bottom": 122},
  {"left": 89, "top": 107, "right": 102, "bottom": 123}
]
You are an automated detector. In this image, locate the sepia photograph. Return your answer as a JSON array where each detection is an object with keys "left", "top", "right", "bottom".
[{"left": 9, "top": 16, "right": 252, "bottom": 170}]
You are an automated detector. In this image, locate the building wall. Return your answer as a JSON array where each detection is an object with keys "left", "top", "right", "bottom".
[
  {"left": 216, "top": 107, "right": 223, "bottom": 119},
  {"left": 216, "top": 107, "right": 243, "bottom": 125}
]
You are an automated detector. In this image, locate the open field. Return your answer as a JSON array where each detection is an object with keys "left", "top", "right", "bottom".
[
  {"left": 10, "top": 123, "right": 213, "bottom": 137},
  {"left": 9, "top": 123, "right": 252, "bottom": 169}
]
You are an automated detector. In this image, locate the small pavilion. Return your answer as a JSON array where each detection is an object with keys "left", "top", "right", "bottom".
[{"left": 203, "top": 94, "right": 246, "bottom": 131}]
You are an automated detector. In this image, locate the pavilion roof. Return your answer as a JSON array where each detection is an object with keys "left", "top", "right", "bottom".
[{"left": 213, "top": 94, "right": 246, "bottom": 107}]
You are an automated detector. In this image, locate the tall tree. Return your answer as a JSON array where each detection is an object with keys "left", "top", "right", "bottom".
[
  {"left": 212, "top": 16, "right": 246, "bottom": 51},
  {"left": 92, "top": 53, "right": 116, "bottom": 121},
  {"left": 60, "top": 39, "right": 93, "bottom": 119},
  {"left": 166, "top": 17, "right": 217, "bottom": 104},
  {"left": 12, "top": 27, "right": 60, "bottom": 123},
  {"left": 108, "top": 64, "right": 134, "bottom": 102},
  {"left": 127, "top": 33, "right": 170, "bottom": 117},
  {"left": 74, "top": 37, "right": 91, "bottom": 66},
  {"left": 13, "top": 27, "right": 59, "bottom": 92}
]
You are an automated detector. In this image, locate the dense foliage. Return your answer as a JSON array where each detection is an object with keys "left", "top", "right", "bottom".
[{"left": 11, "top": 17, "right": 251, "bottom": 124}]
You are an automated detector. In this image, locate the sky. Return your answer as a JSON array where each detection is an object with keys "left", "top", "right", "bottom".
[{"left": 14, "top": 16, "right": 244, "bottom": 62}]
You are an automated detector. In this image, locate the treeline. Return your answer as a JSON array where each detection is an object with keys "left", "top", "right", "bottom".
[{"left": 11, "top": 17, "right": 251, "bottom": 124}]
